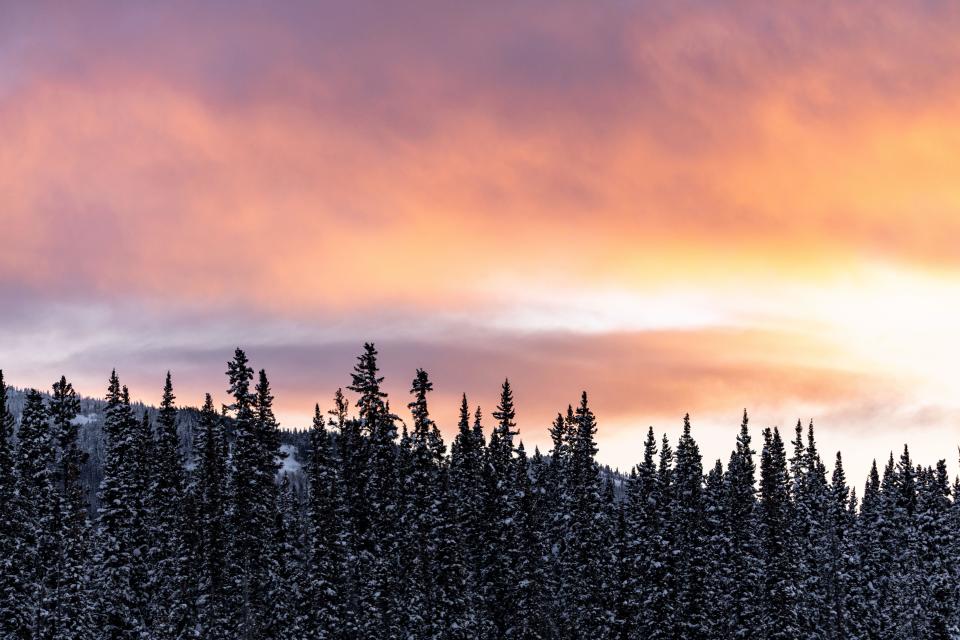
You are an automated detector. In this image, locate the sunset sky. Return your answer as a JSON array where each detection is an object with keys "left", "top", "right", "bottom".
[{"left": 3, "top": 1, "right": 960, "bottom": 480}]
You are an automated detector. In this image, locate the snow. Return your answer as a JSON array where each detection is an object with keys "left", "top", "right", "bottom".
[{"left": 278, "top": 444, "right": 301, "bottom": 476}]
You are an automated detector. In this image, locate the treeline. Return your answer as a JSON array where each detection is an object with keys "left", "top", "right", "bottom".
[{"left": 0, "top": 343, "right": 959, "bottom": 639}]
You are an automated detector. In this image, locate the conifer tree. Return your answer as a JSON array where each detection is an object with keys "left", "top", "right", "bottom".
[
  {"left": 564, "top": 392, "right": 614, "bottom": 639},
  {"left": 622, "top": 427, "right": 659, "bottom": 636},
  {"left": 722, "top": 410, "right": 762, "bottom": 639},
  {"left": 758, "top": 427, "right": 798, "bottom": 640},
  {"left": 702, "top": 459, "right": 729, "bottom": 639},
  {"left": 792, "top": 421, "right": 831, "bottom": 638},
  {"left": 825, "top": 452, "right": 854, "bottom": 640},
  {"left": 914, "top": 460, "right": 956, "bottom": 638},
  {"left": 224, "top": 350, "right": 282, "bottom": 638},
  {"left": 304, "top": 403, "right": 347, "bottom": 639},
  {"left": 0, "top": 371, "right": 25, "bottom": 637},
  {"left": 95, "top": 372, "right": 142, "bottom": 638},
  {"left": 347, "top": 343, "right": 401, "bottom": 636},
  {"left": 670, "top": 414, "right": 707, "bottom": 639},
  {"left": 191, "top": 394, "right": 229, "bottom": 638},
  {"left": 49, "top": 375, "right": 93, "bottom": 640},
  {"left": 151, "top": 373, "right": 188, "bottom": 638},
  {"left": 645, "top": 432, "right": 676, "bottom": 640},
  {"left": 17, "top": 389, "right": 58, "bottom": 637},
  {"left": 482, "top": 379, "right": 520, "bottom": 639}
]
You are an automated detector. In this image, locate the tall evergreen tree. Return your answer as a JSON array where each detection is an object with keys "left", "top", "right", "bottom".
[
  {"left": 347, "top": 343, "right": 401, "bottom": 636},
  {"left": 49, "top": 376, "right": 93, "bottom": 640},
  {"left": 622, "top": 427, "right": 659, "bottom": 637},
  {"left": 95, "top": 373, "right": 142, "bottom": 638},
  {"left": 482, "top": 379, "right": 520, "bottom": 639},
  {"left": 151, "top": 373, "right": 188, "bottom": 639},
  {"left": 224, "top": 350, "right": 282, "bottom": 638},
  {"left": 16, "top": 389, "right": 58, "bottom": 637},
  {"left": 722, "top": 410, "right": 761, "bottom": 639},
  {"left": 758, "top": 426, "right": 798, "bottom": 640},
  {"left": 0, "top": 371, "right": 26, "bottom": 637},
  {"left": 304, "top": 403, "right": 347, "bottom": 638},
  {"left": 191, "top": 394, "right": 229, "bottom": 638}
]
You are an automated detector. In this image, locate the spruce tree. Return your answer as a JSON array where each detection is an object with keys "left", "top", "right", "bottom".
[
  {"left": 563, "top": 392, "right": 615, "bottom": 638},
  {"left": 304, "top": 403, "right": 347, "bottom": 639},
  {"left": 95, "top": 373, "right": 142, "bottom": 638},
  {"left": 191, "top": 394, "right": 229, "bottom": 638},
  {"left": 825, "top": 452, "right": 855, "bottom": 640},
  {"left": 914, "top": 460, "right": 956, "bottom": 638},
  {"left": 224, "top": 350, "right": 282, "bottom": 638},
  {"left": 758, "top": 427, "right": 798, "bottom": 640},
  {"left": 702, "top": 459, "right": 729, "bottom": 640},
  {"left": 16, "top": 389, "right": 58, "bottom": 637},
  {"left": 622, "top": 427, "right": 659, "bottom": 636},
  {"left": 0, "top": 371, "right": 26, "bottom": 637},
  {"left": 722, "top": 410, "right": 761, "bottom": 639},
  {"left": 49, "top": 376, "right": 93, "bottom": 640},
  {"left": 670, "top": 414, "right": 707, "bottom": 639},
  {"left": 151, "top": 373, "right": 188, "bottom": 638},
  {"left": 347, "top": 343, "right": 401, "bottom": 636},
  {"left": 482, "top": 379, "right": 520, "bottom": 639}
]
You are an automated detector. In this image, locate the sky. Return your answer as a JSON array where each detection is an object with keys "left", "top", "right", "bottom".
[{"left": 3, "top": 1, "right": 960, "bottom": 481}]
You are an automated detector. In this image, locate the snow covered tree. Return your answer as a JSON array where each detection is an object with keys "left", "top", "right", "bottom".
[
  {"left": 224, "top": 351, "right": 283, "bottom": 638},
  {"left": 16, "top": 389, "right": 58, "bottom": 637},
  {"left": 190, "top": 394, "right": 230, "bottom": 638},
  {"left": 621, "top": 426, "right": 659, "bottom": 636},
  {"left": 913, "top": 460, "right": 956, "bottom": 638},
  {"left": 562, "top": 392, "right": 615, "bottom": 638},
  {"left": 669, "top": 414, "right": 707, "bottom": 639},
  {"left": 347, "top": 343, "right": 402, "bottom": 636},
  {"left": 0, "top": 371, "right": 26, "bottom": 638},
  {"left": 702, "top": 458, "right": 729, "bottom": 639},
  {"left": 824, "top": 452, "right": 855, "bottom": 640},
  {"left": 150, "top": 373, "right": 189, "bottom": 638},
  {"left": 94, "top": 373, "right": 143, "bottom": 638},
  {"left": 758, "top": 426, "right": 798, "bottom": 640},
  {"left": 304, "top": 403, "right": 347, "bottom": 638},
  {"left": 49, "top": 375, "right": 93, "bottom": 640},
  {"left": 449, "top": 394, "right": 487, "bottom": 637},
  {"left": 481, "top": 378, "right": 521, "bottom": 639},
  {"left": 722, "top": 410, "right": 762, "bottom": 639}
]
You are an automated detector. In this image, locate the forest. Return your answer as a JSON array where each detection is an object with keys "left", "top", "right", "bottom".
[{"left": 0, "top": 342, "right": 958, "bottom": 639}]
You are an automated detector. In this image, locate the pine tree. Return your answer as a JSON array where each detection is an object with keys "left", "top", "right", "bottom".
[
  {"left": 482, "top": 379, "right": 520, "bottom": 639},
  {"left": 449, "top": 394, "right": 487, "bottom": 637},
  {"left": 670, "top": 414, "right": 707, "bottom": 639},
  {"left": 792, "top": 421, "right": 831, "bottom": 638},
  {"left": 95, "top": 372, "right": 142, "bottom": 638},
  {"left": 914, "top": 460, "right": 956, "bottom": 638},
  {"left": 722, "top": 410, "right": 761, "bottom": 639},
  {"left": 702, "top": 459, "right": 729, "bottom": 640},
  {"left": 264, "top": 473, "right": 303, "bottom": 639},
  {"left": 758, "top": 426, "right": 798, "bottom": 640},
  {"left": 0, "top": 371, "right": 27, "bottom": 637},
  {"left": 888, "top": 445, "right": 921, "bottom": 638},
  {"left": 304, "top": 403, "right": 347, "bottom": 639},
  {"left": 645, "top": 432, "right": 676, "bottom": 640},
  {"left": 825, "top": 452, "right": 855, "bottom": 640},
  {"left": 224, "top": 350, "right": 282, "bottom": 638},
  {"left": 562, "top": 392, "right": 615, "bottom": 638},
  {"left": 49, "top": 376, "right": 93, "bottom": 639},
  {"left": 151, "top": 373, "right": 188, "bottom": 638},
  {"left": 347, "top": 343, "right": 401, "bottom": 636},
  {"left": 191, "top": 394, "right": 230, "bottom": 638},
  {"left": 622, "top": 427, "right": 659, "bottom": 637},
  {"left": 16, "top": 389, "right": 58, "bottom": 637}
]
